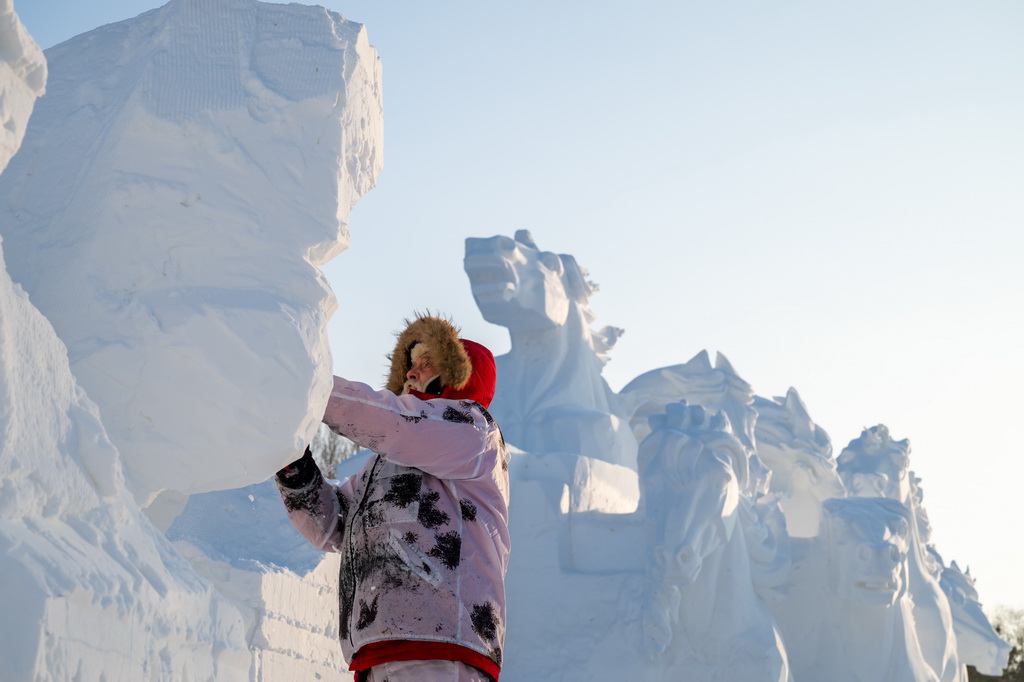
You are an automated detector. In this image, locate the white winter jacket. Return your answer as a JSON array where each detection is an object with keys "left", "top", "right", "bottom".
[{"left": 278, "top": 376, "right": 510, "bottom": 679}]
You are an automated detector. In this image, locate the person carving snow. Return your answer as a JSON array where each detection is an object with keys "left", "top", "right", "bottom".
[{"left": 276, "top": 315, "right": 510, "bottom": 682}]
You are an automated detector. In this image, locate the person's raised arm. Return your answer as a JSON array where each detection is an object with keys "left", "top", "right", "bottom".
[
  {"left": 275, "top": 446, "right": 350, "bottom": 551},
  {"left": 323, "top": 376, "right": 493, "bottom": 480}
]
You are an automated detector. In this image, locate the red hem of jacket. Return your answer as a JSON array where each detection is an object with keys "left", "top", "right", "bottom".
[{"left": 349, "top": 640, "right": 500, "bottom": 681}]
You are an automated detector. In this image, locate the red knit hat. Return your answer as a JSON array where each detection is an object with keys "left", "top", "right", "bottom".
[{"left": 435, "top": 339, "right": 496, "bottom": 408}]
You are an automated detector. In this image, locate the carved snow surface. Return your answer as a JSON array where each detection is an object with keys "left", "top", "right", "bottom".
[
  {"left": 638, "top": 402, "right": 791, "bottom": 679},
  {"left": 837, "top": 426, "right": 966, "bottom": 682},
  {"left": 0, "top": 2, "right": 381, "bottom": 680},
  {"left": 752, "top": 389, "right": 845, "bottom": 538},
  {"left": 467, "top": 230, "right": 1008, "bottom": 681},
  {"left": 0, "top": 0, "right": 44, "bottom": 172},
  {"left": 0, "top": 0, "right": 383, "bottom": 506},
  {"left": 0, "top": 260, "right": 251, "bottom": 682},
  {"left": 0, "top": 7, "right": 249, "bottom": 678},
  {"left": 465, "top": 229, "right": 638, "bottom": 511},
  {"left": 769, "top": 498, "right": 939, "bottom": 682},
  {"left": 933, "top": 551, "right": 1013, "bottom": 676}
]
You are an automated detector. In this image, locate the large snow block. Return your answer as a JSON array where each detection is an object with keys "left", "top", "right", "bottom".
[
  {"left": 174, "top": 542, "right": 351, "bottom": 681},
  {"left": 0, "top": 0, "right": 383, "bottom": 503},
  {"left": 0, "top": 232, "right": 251, "bottom": 681}
]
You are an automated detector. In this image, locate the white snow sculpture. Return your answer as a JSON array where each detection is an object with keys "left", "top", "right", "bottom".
[
  {"left": 465, "top": 230, "right": 639, "bottom": 514},
  {"left": 467, "top": 233, "right": 793, "bottom": 678},
  {"left": 914, "top": 482, "right": 1010, "bottom": 675},
  {"left": 0, "top": 0, "right": 383, "bottom": 506},
  {"left": 0, "top": 0, "right": 45, "bottom": 167},
  {"left": 620, "top": 350, "right": 758, "bottom": 454},
  {"left": 168, "top": 478, "right": 352, "bottom": 680},
  {"left": 618, "top": 350, "right": 790, "bottom": 599},
  {"left": 752, "top": 389, "right": 845, "bottom": 537},
  {"left": 0, "top": 250, "right": 251, "bottom": 679},
  {"left": 931, "top": 550, "right": 1012, "bottom": 676},
  {"left": 771, "top": 497, "right": 939, "bottom": 682},
  {"left": 465, "top": 228, "right": 1004, "bottom": 680},
  {"left": 638, "top": 402, "right": 791, "bottom": 681},
  {"left": 0, "top": 4, "right": 249, "bottom": 678},
  {"left": 464, "top": 229, "right": 634, "bottom": 470},
  {"left": 837, "top": 426, "right": 964, "bottom": 681}
]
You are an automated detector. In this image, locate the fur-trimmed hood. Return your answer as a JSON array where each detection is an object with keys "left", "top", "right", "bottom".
[{"left": 386, "top": 315, "right": 497, "bottom": 408}]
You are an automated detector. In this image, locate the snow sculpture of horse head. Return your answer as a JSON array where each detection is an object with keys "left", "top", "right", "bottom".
[
  {"left": 837, "top": 425, "right": 912, "bottom": 501},
  {"left": 621, "top": 350, "right": 757, "bottom": 450},
  {"left": 838, "top": 426, "right": 963, "bottom": 682},
  {"left": 640, "top": 403, "right": 748, "bottom": 589},
  {"left": 621, "top": 350, "right": 791, "bottom": 598},
  {"left": 753, "top": 388, "right": 845, "bottom": 537},
  {"left": 464, "top": 230, "right": 634, "bottom": 470},
  {"left": 637, "top": 401, "right": 790, "bottom": 681},
  {"left": 930, "top": 551, "right": 1012, "bottom": 676},
  {"left": 769, "top": 496, "right": 940, "bottom": 682},
  {"left": 824, "top": 497, "right": 911, "bottom": 607}
]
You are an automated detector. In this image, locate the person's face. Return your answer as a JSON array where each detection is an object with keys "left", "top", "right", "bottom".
[{"left": 403, "top": 349, "right": 439, "bottom": 394}]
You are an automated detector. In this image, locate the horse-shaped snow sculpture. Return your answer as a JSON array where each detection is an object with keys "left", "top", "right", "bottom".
[
  {"left": 464, "top": 229, "right": 630, "bottom": 462},
  {"left": 753, "top": 389, "right": 846, "bottom": 538},
  {"left": 770, "top": 497, "right": 940, "bottom": 682},
  {"left": 838, "top": 425, "right": 964, "bottom": 682},
  {"left": 907, "top": 475, "right": 1007, "bottom": 675},
  {"left": 638, "top": 401, "right": 791, "bottom": 682},
  {"left": 465, "top": 230, "right": 638, "bottom": 511},
  {"left": 929, "top": 550, "right": 1012, "bottom": 676},
  {"left": 618, "top": 350, "right": 791, "bottom": 600},
  {"left": 620, "top": 349, "right": 758, "bottom": 454}
]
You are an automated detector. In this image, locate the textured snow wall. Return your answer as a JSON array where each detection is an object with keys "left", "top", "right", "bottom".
[
  {"left": 168, "top": 459, "right": 374, "bottom": 682},
  {"left": 0, "top": 4, "right": 251, "bottom": 680},
  {"left": 0, "top": 0, "right": 44, "bottom": 168},
  {"left": 0, "top": 228, "right": 250, "bottom": 682},
  {"left": 0, "top": 0, "right": 383, "bottom": 505}
]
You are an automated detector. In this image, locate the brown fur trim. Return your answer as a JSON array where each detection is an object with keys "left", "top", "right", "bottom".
[{"left": 385, "top": 315, "right": 472, "bottom": 394}]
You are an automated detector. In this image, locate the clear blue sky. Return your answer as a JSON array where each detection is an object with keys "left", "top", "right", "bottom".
[{"left": 18, "top": 0, "right": 1024, "bottom": 610}]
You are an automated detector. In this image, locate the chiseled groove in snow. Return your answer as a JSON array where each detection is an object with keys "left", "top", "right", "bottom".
[
  {"left": 251, "top": 3, "right": 353, "bottom": 103},
  {"left": 149, "top": 0, "right": 253, "bottom": 121}
]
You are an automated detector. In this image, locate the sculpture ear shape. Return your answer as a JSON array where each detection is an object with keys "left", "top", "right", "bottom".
[
  {"left": 540, "top": 251, "right": 563, "bottom": 275},
  {"left": 560, "top": 254, "right": 595, "bottom": 302}
]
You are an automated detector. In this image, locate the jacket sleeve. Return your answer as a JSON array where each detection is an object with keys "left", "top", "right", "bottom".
[
  {"left": 323, "top": 376, "right": 493, "bottom": 480},
  {"left": 275, "top": 450, "right": 351, "bottom": 552}
]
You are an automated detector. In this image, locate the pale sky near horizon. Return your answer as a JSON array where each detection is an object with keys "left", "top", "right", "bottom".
[{"left": 17, "top": 0, "right": 1024, "bottom": 611}]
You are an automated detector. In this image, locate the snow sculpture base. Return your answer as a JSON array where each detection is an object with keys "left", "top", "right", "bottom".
[
  {"left": 0, "top": 239, "right": 250, "bottom": 681},
  {"left": 175, "top": 542, "right": 349, "bottom": 681}
]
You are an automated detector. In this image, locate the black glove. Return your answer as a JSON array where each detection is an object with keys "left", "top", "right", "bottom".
[{"left": 276, "top": 446, "right": 318, "bottom": 488}]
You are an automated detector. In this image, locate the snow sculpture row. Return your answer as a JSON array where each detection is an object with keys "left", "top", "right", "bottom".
[
  {"left": 0, "top": 0, "right": 1007, "bottom": 678},
  {"left": 466, "top": 229, "right": 1010, "bottom": 681}
]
